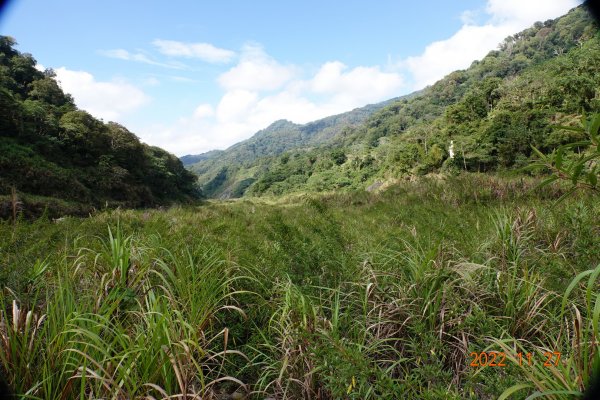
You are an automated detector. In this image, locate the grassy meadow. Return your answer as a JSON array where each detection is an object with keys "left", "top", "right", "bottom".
[{"left": 1, "top": 175, "right": 599, "bottom": 399}]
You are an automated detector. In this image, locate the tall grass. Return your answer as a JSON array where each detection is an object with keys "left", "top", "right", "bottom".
[
  {"left": 1, "top": 176, "right": 599, "bottom": 398},
  {"left": 0, "top": 225, "right": 247, "bottom": 399},
  {"left": 496, "top": 262, "right": 600, "bottom": 399}
]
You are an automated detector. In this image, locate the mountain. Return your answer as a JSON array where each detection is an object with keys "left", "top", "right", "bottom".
[
  {"left": 187, "top": 4, "right": 599, "bottom": 199},
  {"left": 0, "top": 36, "right": 199, "bottom": 217},
  {"left": 180, "top": 150, "right": 223, "bottom": 167},
  {"left": 185, "top": 95, "right": 414, "bottom": 198}
]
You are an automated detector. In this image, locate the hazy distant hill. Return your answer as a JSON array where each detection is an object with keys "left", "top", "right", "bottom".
[
  {"left": 186, "top": 5, "right": 598, "bottom": 198},
  {"left": 180, "top": 150, "right": 223, "bottom": 167}
]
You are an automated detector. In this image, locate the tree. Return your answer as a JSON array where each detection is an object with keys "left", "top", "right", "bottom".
[
  {"left": 330, "top": 149, "right": 347, "bottom": 165},
  {"left": 28, "top": 77, "right": 74, "bottom": 108}
]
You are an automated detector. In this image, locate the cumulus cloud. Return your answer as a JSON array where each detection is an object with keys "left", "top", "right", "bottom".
[
  {"left": 141, "top": 117, "right": 252, "bottom": 157},
  {"left": 217, "top": 44, "right": 297, "bottom": 91},
  {"left": 400, "top": 0, "right": 580, "bottom": 89},
  {"left": 403, "top": 23, "right": 510, "bottom": 89},
  {"left": 216, "top": 90, "right": 259, "bottom": 122},
  {"left": 193, "top": 104, "right": 214, "bottom": 119},
  {"left": 486, "top": 0, "right": 580, "bottom": 25},
  {"left": 309, "top": 61, "right": 403, "bottom": 109},
  {"left": 142, "top": 46, "right": 405, "bottom": 155},
  {"left": 145, "top": 90, "right": 319, "bottom": 155},
  {"left": 152, "top": 39, "right": 236, "bottom": 63},
  {"left": 54, "top": 67, "right": 150, "bottom": 121},
  {"left": 99, "top": 48, "right": 185, "bottom": 69},
  {"left": 102, "top": 1, "right": 582, "bottom": 156}
]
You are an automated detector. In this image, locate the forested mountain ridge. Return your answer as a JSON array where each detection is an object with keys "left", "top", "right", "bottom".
[
  {"left": 184, "top": 95, "right": 417, "bottom": 198},
  {"left": 189, "top": 5, "right": 599, "bottom": 198},
  {"left": 0, "top": 36, "right": 199, "bottom": 216}
]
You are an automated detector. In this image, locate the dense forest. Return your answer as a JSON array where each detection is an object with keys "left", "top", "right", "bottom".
[
  {"left": 188, "top": 6, "right": 599, "bottom": 198},
  {"left": 0, "top": 36, "right": 199, "bottom": 216}
]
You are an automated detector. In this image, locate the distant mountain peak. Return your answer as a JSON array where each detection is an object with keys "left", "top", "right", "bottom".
[{"left": 254, "top": 119, "right": 299, "bottom": 136}]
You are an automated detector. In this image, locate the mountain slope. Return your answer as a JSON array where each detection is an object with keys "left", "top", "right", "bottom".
[
  {"left": 184, "top": 95, "right": 414, "bottom": 198},
  {"left": 0, "top": 36, "right": 199, "bottom": 216},
  {"left": 189, "top": 5, "right": 598, "bottom": 198}
]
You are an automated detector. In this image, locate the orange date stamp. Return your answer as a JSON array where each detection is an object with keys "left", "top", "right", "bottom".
[{"left": 469, "top": 351, "right": 562, "bottom": 368}]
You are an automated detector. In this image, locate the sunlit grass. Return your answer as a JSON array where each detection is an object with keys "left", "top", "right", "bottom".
[{"left": 1, "top": 176, "right": 598, "bottom": 398}]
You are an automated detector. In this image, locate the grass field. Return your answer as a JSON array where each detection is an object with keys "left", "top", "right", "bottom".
[{"left": 1, "top": 174, "right": 599, "bottom": 399}]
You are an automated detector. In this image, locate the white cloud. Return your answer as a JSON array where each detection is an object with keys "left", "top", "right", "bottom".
[
  {"left": 152, "top": 39, "right": 235, "bottom": 63},
  {"left": 140, "top": 118, "right": 250, "bottom": 157},
  {"left": 54, "top": 67, "right": 150, "bottom": 121},
  {"left": 101, "top": 49, "right": 151, "bottom": 62},
  {"left": 486, "top": 0, "right": 580, "bottom": 25},
  {"left": 217, "top": 44, "right": 297, "bottom": 91},
  {"left": 460, "top": 10, "right": 480, "bottom": 25},
  {"left": 99, "top": 48, "right": 186, "bottom": 69},
  {"left": 141, "top": 46, "right": 405, "bottom": 155},
  {"left": 216, "top": 90, "right": 259, "bottom": 122},
  {"left": 309, "top": 61, "right": 403, "bottom": 109},
  {"left": 142, "top": 76, "right": 161, "bottom": 86},
  {"left": 400, "top": 0, "right": 581, "bottom": 89},
  {"left": 124, "top": 1, "right": 582, "bottom": 156},
  {"left": 193, "top": 104, "right": 214, "bottom": 119},
  {"left": 403, "top": 23, "right": 510, "bottom": 89},
  {"left": 254, "top": 92, "right": 322, "bottom": 125}
]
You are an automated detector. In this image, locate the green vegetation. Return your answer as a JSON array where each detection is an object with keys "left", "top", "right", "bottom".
[
  {"left": 185, "top": 97, "right": 410, "bottom": 199},
  {"left": 1, "top": 176, "right": 599, "bottom": 399},
  {"left": 0, "top": 36, "right": 199, "bottom": 217},
  {"left": 528, "top": 113, "right": 600, "bottom": 199},
  {"left": 189, "top": 6, "right": 599, "bottom": 199},
  {"left": 1, "top": 4, "right": 600, "bottom": 400}
]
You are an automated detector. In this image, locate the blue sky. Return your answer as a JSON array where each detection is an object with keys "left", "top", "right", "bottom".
[{"left": 0, "top": 0, "right": 581, "bottom": 155}]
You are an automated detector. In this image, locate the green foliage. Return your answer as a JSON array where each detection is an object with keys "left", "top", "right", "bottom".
[
  {"left": 187, "top": 6, "right": 599, "bottom": 199},
  {"left": 0, "top": 36, "right": 199, "bottom": 214},
  {"left": 1, "top": 176, "right": 599, "bottom": 398},
  {"left": 188, "top": 99, "right": 411, "bottom": 198},
  {"left": 529, "top": 113, "right": 600, "bottom": 200},
  {"left": 330, "top": 148, "right": 347, "bottom": 165},
  {"left": 0, "top": 225, "right": 246, "bottom": 398},
  {"left": 497, "top": 262, "right": 600, "bottom": 399}
]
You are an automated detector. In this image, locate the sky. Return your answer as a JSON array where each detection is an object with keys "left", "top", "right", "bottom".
[{"left": 0, "top": 0, "right": 582, "bottom": 156}]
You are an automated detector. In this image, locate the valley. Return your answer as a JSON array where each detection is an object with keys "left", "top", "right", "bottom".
[{"left": 0, "top": 3, "right": 599, "bottom": 399}]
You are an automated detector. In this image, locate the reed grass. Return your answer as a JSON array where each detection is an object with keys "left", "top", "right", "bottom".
[{"left": 1, "top": 176, "right": 599, "bottom": 398}]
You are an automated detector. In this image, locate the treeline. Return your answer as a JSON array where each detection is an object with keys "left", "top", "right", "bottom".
[
  {"left": 191, "top": 5, "right": 599, "bottom": 197},
  {"left": 0, "top": 36, "right": 199, "bottom": 214}
]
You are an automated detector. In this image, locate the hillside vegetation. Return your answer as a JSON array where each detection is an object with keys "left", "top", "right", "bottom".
[
  {"left": 1, "top": 176, "right": 599, "bottom": 399},
  {"left": 0, "top": 36, "right": 199, "bottom": 216},
  {"left": 185, "top": 96, "right": 411, "bottom": 198},
  {"left": 1, "top": 4, "right": 600, "bottom": 400},
  {"left": 189, "top": 6, "right": 599, "bottom": 198}
]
